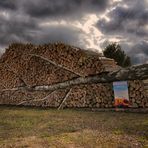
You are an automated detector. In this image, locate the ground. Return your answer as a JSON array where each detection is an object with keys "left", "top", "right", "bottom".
[{"left": 0, "top": 106, "right": 147, "bottom": 148}]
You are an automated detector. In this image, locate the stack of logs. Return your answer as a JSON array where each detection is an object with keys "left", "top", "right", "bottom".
[
  {"left": 0, "top": 83, "right": 114, "bottom": 108},
  {"left": 0, "top": 63, "right": 22, "bottom": 89},
  {"left": 99, "top": 57, "right": 120, "bottom": 71},
  {"left": 0, "top": 43, "right": 147, "bottom": 108},
  {"left": 1, "top": 43, "right": 112, "bottom": 87},
  {"left": 128, "top": 80, "right": 148, "bottom": 107},
  {"left": 0, "top": 81, "right": 147, "bottom": 108}
]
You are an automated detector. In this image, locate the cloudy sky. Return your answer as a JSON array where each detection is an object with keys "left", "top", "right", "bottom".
[{"left": 0, "top": 0, "right": 148, "bottom": 64}]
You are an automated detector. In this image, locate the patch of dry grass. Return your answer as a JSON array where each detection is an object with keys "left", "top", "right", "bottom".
[{"left": 0, "top": 106, "right": 147, "bottom": 148}]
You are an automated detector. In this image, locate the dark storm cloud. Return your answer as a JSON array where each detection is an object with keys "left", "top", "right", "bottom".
[
  {"left": 0, "top": 0, "right": 109, "bottom": 50},
  {"left": 97, "top": 0, "right": 148, "bottom": 36},
  {"left": 133, "top": 41, "right": 148, "bottom": 56},
  {"left": 96, "top": 0, "right": 148, "bottom": 64},
  {"left": 0, "top": 11, "right": 84, "bottom": 48},
  {"left": 100, "top": 39, "right": 148, "bottom": 64},
  {"left": 23, "top": 0, "right": 109, "bottom": 19},
  {"left": 121, "top": 41, "right": 148, "bottom": 64},
  {"left": 33, "top": 25, "right": 85, "bottom": 47},
  {"left": 0, "top": 0, "right": 18, "bottom": 10},
  {"left": 0, "top": 0, "right": 147, "bottom": 64},
  {"left": 0, "top": 13, "right": 38, "bottom": 46}
]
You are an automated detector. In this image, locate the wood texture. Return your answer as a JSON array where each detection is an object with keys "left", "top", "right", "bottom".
[{"left": 0, "top": 43, "right": 147, "bottom": 108}]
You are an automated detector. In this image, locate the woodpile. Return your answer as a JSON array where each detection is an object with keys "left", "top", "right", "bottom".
[
  {"left": 0, "top": 83, "right": 114, "bottom": 108},
  {"left": 63, "top": 84, "right": 114, "bottom": 108},
  {"left": 143, "top": 79, "right": 148, "bottom": 95},
  {"left": 1, "top": 43, "right": 117, "bottom": 87},
  {"left": 128, "top": 80, "right": 148, "bottom": 108},
  {"left": 0, "top": 81, "right": 147, "bottom": 108},
  {"left": 1, "top": 43, "right": 106, "bottom": 75},
  {"left": 0, "top": 63, "right": 22, "bottom": 88},
  {"left": 99, "top": 57, "right": 120, "bottom": 71},
  {"left": 0, "top": 42, "right": 147, "bottom": 108},
  {"left": 0, "top": 90, "right": 48, "bottom": 106}
]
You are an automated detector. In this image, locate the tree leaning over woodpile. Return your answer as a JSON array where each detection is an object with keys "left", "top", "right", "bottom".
[
  {"left": 1, "top": 64, "right": 148, "bottom": 92},
  {"left": 0, "top": 43, "right": 147, "bottom": 108}
]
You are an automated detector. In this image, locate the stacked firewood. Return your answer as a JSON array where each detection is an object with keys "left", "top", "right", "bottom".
[
  {"left": 0, "top": 63, "right": 21, "bottom": 88},
  {"left": 18, "top": 56, "right": 77, "bottom": 86},
  {"left": 0, "top": 42, "right": 147, "bottom": 108},
  {"left": 31, "top": 43, "right": 106, "bottom": 77},
  {"left": 0, "top": 90, "right": 46, "bottom": 105},
  {"left": 128, "top": 80, "right": 148, "bottom": 108},
  {"left": 63, "top": 84, "right": 114, "bottom": 108},
  {"left": 0, "top": 43, "right": 111, "bottom": 87},
  {"left": 0, "top": 80, "right": 147, "bottom": 108},
  {"left": 143, "top": 79, "right": 148, "bottom": 96},
  {"left": 1, "top": 43, "right": 113, "bottom": 80},
  {"left": 99, "top": 57, "right": 120, "bottom": 71},
  {"left": 0, "top": 83, "right": 114, "bottom": 108}
]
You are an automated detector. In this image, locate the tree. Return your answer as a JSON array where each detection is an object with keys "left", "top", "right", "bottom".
[
  {"left": 103, "top": 42, "right": 131, "bottom": 67},
  {"left": 1, "top": 63, "right": 148, "bottom": 92}
]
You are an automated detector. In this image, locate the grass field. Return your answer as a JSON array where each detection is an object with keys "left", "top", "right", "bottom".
[{"left": 0, "top": 106, "right": 148, "bottom": 148}]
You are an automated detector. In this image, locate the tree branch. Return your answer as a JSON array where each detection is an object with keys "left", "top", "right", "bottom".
[
  {"left": 29, "top": 54, "right": 82, "bottom": 77},
  {"left": 18, "top": 91, "right": 55, "bottom": 105},
  {"left": 1, "top": 64, "right": 147, "bottom": 92}
]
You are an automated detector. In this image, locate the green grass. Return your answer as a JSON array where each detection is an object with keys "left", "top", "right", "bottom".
[{"left": 0, "top": 106, "right": 147, "bottom": 148}]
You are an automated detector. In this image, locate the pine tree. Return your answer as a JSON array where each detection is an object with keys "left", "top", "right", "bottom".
[{"left": 103, "top": 43, "right": 131, "bottom": 67}]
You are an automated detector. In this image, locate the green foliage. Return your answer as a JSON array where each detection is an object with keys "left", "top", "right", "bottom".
[{"left": 103, "top": 43, "right": 131, "bottom": 67}]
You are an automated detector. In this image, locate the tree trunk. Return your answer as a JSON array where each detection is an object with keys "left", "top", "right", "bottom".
[{"left": 1, "top": 64, "right": 148, "bottom": 92}]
